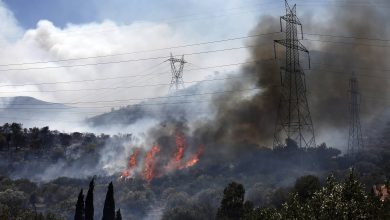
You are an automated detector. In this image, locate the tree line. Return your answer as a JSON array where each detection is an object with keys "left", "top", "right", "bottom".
[{"left": 215, "top": 169, "right": 390, "bottom": 220}]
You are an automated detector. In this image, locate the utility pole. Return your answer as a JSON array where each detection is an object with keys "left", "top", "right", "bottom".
[
  {"left": 273, "top": 0, "right": 316, "bottom": 148},
  {"left": 347, "top": 73, "right": 363, "bottom": 155},
  {"left": 167, "top": 53, "right": 186, "bottom": 91}
]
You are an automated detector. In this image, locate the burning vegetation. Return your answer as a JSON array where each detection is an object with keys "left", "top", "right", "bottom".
[
  {"left": 120, "top": 148, "right": 140, "bottom": 179},
  {"left": 120, "top": 131, "right": 205, "bottom": 183}
]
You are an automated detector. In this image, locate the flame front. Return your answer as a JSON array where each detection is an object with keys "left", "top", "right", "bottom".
[
  {"left": 120, "top": 148, "right": 139, "bottom": 179},
  {"left": 120, "top": 133, "right": 205, "bottom": 183},
  {"left": 174, "top": 131, "right": 187, "bottom": 162},
  {"left": 181, "top": 144, "right": 205, "bottom": 169},
  {"left": 143, "top": 145, "right": 161, "bottom": 183},
  {"left": 165, "top": 131, "right": 188, "bottom": 171}
]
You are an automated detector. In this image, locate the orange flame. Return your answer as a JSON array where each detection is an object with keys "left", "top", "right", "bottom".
[
  {"left": 143, "top": 145, "right": 160, "bottom": 183},
  {"left": 165, "top": 131, "right": 188, "bottom": 171},
  {"left": 174, "top": 131, "right": 187, "bottom": 162},
  {"left": 120, "top": 148, "right": 140, "bottom": 179},
  {"left": 180, "top": 144, "right": 205, "bottom": 169}
]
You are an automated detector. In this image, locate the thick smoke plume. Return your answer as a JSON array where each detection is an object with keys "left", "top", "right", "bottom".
[{"left": 192, "top": 5, "right": 390, "bottom": 150}]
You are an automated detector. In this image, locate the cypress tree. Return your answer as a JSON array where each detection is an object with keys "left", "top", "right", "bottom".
[
  {"left": 85, "top": 178, "right": 95, "bottom": 220},
  {"left": 115, "top": 209, "right": 122, "bottom": 220},
  {"left": 102, "top": 182, "right": 115, "bottom": 220},
  {"left": 74, "top": 189, "right": 85, "bottom": 220}
]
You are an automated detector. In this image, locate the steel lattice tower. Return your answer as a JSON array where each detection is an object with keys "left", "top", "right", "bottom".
[
  {"left": 273, "top": 0, "right": 316, "bottom": 148},
  {"left": 168, "top": 53, "right": 186, "bottom": 91},
  {"left": 347, "top": 73, "right": 363, "bottom": 155}
]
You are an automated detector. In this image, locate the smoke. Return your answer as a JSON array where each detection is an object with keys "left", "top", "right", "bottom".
[
  {"left": 187, "top": 4, "right": 390, "bottom": 151},
  {"left": 3, "top": 2, "right": 390, "bottom": 181}
]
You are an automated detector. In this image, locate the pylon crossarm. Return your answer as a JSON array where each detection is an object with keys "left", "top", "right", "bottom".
[
  {"left": 274, "top": 40, "right": 309, "bottom": 53},
  {"left": 281, "top": 15, "right": 302, "bottom": 26}
]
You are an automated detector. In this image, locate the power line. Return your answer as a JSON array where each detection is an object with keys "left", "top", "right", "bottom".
[
  {"left": 0, "top": 74, "right": 262, "bottom": 94},
  {"left": 0, "top": 60, "right": 262, "bottom": 88},
  {"left": 0, "top": 44, "right": 273, "bottom": 72},
  {"left": 297, "top": 2, "right": 390, "bottom": 8},
  {"left": 303, "top": 38, "right": 390, "bottom": 48},
  {"left": 309, "top": 61, "right": 390, "bottom": 73},
  {"left": 0, "top": 88, "right": 261, "bottom": 106},
  {"left": 304, "top": 33, "right": 390, "bottom": 43},
  {"left": 2, "top": 31, "right": 390, "bottom": 70},
  {"left": 0, "top": 32, "right": 280, "bottom": 67},
  {"left": 6, "top": 1, "right": 281, "bottom": 39}
]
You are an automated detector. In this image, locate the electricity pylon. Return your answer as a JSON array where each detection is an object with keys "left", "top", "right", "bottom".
[
  {"left": 273, "top": 0, "right": 316, "bottom": 148},
  {"left": 167, "top": 53, "right": 186, "bottom": 91},
  {"left": 347, "top": 73, "right": 364, "bottom": 155}
]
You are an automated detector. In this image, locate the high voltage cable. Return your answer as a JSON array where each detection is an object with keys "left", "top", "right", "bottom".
[
  {"left": 0, "top": 0, "right": 384, "bottom": 42},
  {"left": 0, "top": 57, "right": 389, "bottom": 91},
  {"left": 1, "top": 32, "right": 390, "bottom": 69},
  {"left": 0, "top": 37, "right": 384, "bottom": 73},
  {"left": 306, "top": 68, "right": 390, "bottom": 80},
  {"left": 0, "top": 74, "right": 262, "bottom": 94},
  {"left": 1, "top": 0, "right": 384, "bottom": 41},
  {"left": 0, "top": 99, "right": 213, "bottom": 110},
  {"left": 0, "top": 87, "right": 262, "bottom": 106},
  {"left": 11, "top": 1, "right": 281, "bottom": 37},
  {"left": 309, "top": 61, "right": 390, "bottom": 73},
  {"left": 1, "top": 86, "right": 388, "bottom": 113},
  {"left": 0, "top": 32, "right": 280, "bottom": 67},
  {"left": 0, "top": 44, "right": 273, "bottom": 72},
  {"left": 0, "top": 60, "right": 267, "bottom": 88},
  {"left": 303, "top": 38, "right": 390, "bottom": 48},
  {"left": 304, "top": 33, "right": 390, "bottom": 42},
  {"left": 297, "top": 2, "right": 390, "bottom": 8}
]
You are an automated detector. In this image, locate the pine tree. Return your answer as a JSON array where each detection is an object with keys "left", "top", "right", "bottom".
[
  {"left": 85, "top": 178, "right": 94, "bottom": 220},
  {"left": 74, "top": 189, "right": 85, "bottom": 220},
  {"left": 115, "top": 209, "right": 122, "bottom": 220},
  {"left": 102, "top": 182, "right": 115, "bottom": 220}
]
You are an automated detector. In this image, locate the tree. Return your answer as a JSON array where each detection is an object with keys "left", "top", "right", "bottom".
[
  {"left": 293, "top": 175, "right": 321, "bottom": 202},
  {"left": 85, "top": 178, "right": 94, "bottom": 220},
  {"left": 216, "top": 182, "right": 245, "bottom": 220},
  {"left": 102, "top": 182, "right": 115, "bottom": 220},
  {"left": 74, "top": 189, "right": 84, "bottom": 220},
  {"left": 10, "top": 123, "right": 24, "bottom": 150},
  {"left": 341, "top": 169, "right": 370, "bottom": 219},
  {"left": 115, "top": 209, "right": 122, "bottom": 220}
]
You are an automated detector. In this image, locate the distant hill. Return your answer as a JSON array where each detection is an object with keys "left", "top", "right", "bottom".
[
  {"left": 0, "top": 96, "right": 74, "bottom": 126},
  {"left": 86, "top": 74, "right": 224, "bottom": 127}
]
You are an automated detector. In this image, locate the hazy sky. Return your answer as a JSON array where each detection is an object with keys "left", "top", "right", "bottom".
[
  {"left": 0, "top": 0, "right": 288, "bottom": 129},
  {"left": 0, "top": 1, "right": 283, "bottom": 99}
]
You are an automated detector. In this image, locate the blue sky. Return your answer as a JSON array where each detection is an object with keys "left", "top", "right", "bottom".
[
  {"left": 2, "top": 0, "right": 277, "bottom": 29},
  {"left": 0, "top": 0, "right": 290, "bottom": 48}
]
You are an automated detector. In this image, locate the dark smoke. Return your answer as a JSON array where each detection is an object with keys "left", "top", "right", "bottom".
[{"left": 192, "top": 4, "right": 390, "bottom": 150}]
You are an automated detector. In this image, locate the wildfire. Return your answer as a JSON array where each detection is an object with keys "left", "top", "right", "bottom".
[
  {"left": 174, "top": 131, "right": 187, "bottom": 162},
  {"left": 165, "top": 131, "right": 188, "bottom": 171},
  {"left": 120, "top": 148, "right": 139, "bottom": 179},
  {"left": 119, "top": 131, "right": 205, "bottom": 183},
  {"left": 180, "top": 144, "right": 205, "bottom": 169},
  {"left": 143, "top": 145, "right": 161, "bottom": 183}
]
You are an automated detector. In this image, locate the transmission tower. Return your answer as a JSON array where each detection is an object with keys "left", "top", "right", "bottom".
[
  {"left": 273, "top": 0, "right": 316, "bottom": 148},
  {"left": 167, "top": 53, "right": 186, "bottom": 91},
  {"left": 347, "top": 73, "right": 364, "bottom": 155}
]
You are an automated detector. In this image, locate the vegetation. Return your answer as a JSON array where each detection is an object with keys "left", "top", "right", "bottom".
[
  {"left": 85, "top": 179, "right": 94, "bottom": 220},
  {"left": 74, "top": 189, "right": 85, "bottom": 220},
  {"left": 216, "top": 170, "right": 390, "bottom": 220},
  {"left": 74, "top": 180, "right": 121, "bottom": 220},
  {"left": 0, "top": 123, "right": 389, "bottom": 219},
  {"left": 102, "top": 182, "right": 116, "bottom": 220}
]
